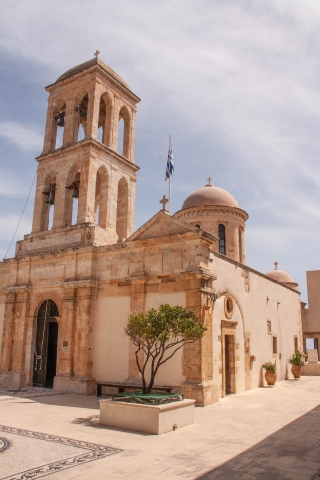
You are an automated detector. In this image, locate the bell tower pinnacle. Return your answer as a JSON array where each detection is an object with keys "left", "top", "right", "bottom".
[{"left": 16, "top": 55, "right": 140, "bottom": 256}]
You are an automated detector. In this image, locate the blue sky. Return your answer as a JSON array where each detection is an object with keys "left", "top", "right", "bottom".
[{"left": 1, "top": 0, "right": 320, "bottom": 302}]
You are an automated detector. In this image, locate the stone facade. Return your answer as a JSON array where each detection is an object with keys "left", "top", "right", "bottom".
[
  {"left": 0, "top": 56, "right": 303, "bottom": 405},
  {"left": 302, "top": 270, "right": 320, "bottom": 358}
]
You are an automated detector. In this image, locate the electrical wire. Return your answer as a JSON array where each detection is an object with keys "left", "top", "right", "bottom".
[{"left": 3, "top": 172, "right": 37, "bottom": 259}]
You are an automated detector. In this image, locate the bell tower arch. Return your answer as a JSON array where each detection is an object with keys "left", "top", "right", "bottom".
[{"left": 16, "top": 54, "right": 140, "bottom": 256}]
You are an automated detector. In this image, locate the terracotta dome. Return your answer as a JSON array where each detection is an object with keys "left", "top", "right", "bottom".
[
  {"left": 182, "top": 184, "right": 239, "bottom": 210},
  {"left": 265, "top": 269, "right": 295, "bottom": 284},
  {"left": 55, "top": 57, "right": 130, "bottom": 88}
]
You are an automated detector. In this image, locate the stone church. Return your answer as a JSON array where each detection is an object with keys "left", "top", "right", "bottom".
[{"left": 0, "top": 55, "right": 302, "bottom": 405}]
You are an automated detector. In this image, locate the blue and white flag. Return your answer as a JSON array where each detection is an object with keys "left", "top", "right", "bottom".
[{"left": 165, "top": 139, "right": 174, "bottom": 180}]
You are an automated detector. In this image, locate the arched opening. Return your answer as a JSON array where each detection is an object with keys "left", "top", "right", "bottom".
[
  {"left": 76, "top": 94, "right": 88, "bottom": 141},
  {"left": 41, "top": 177, "right": 56, "bottom": 231},
  {"left": 33, "top": 299, "right": 59, "bottom": 388},
  {"left": 53, "top": 101, "right": 66, "bottom": 150},
  {"left": 238, "top": 227, "right": 243, "bottom": 263},
  {"left": 116, "top": 177, "right": 129, "bottom": 239},
  {"left": 118, "top": 106, "right": 131, "bottom": 158},
  {"left": 98, "top": 95, "right": 106, "bottom": 144},
  {"left": 117, "top": 117, "right": 124, "bottom": 154},
  {"left": 218, "top": 224, "right": 226, "bottom": 255},
  {"left": 95, "top": 171, "right": 101, "bottom": 225},
  {"left": 65, "top": 167, "right": 80, "bottom": 227}
]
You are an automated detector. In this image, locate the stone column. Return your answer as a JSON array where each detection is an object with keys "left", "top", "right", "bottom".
[
  {"left": 77, "top": 156, "right": 97, "bottom": 224},
  {"left": 10, "top": 289, "right": 30, "bottom": 388},
  {"left": 0, "top": 288, "right": 29, "bottom": 389},
  {"left": 31, "top": 168, "right": 49, "bottom": 234},
  {"left": 43, "top": 98, "right": 57, "bottom": 154},
  {"left": 181, "top": 281, "right": 215, "bottom": 406},
  {"left": 85, "top": 85, "right": 100, "bottom": 140},
  {"left": 71, "top": 285, "right": 95, "bottom": 394},
  {"left": 62, "top": 99, "right": 75, "bottom": 146},
  {"left": 54, "top": 286, "right": 76, "bottom": 393},
  {"left": 0, "top": 291, "right": 15, "bottom": 386}
]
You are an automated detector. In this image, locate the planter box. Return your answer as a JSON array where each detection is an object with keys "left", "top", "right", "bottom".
[{"left": 99, "top": 398, "right": 195, "bottom": 434}]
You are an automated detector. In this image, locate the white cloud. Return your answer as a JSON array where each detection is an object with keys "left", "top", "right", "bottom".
[{"left": 0, "top": 121, "right": 43, "bottom": 151}]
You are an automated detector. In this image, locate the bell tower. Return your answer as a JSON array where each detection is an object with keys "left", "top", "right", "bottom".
[{"left": 16, "top": 53, "right": 140, "bottom": 256}]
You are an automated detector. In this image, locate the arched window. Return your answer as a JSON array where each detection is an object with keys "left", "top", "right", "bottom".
[
  {"left": 53, "top": 101, "right": 66, "bottom": 149},
  {"left": 76, "top": 94, "right": 88, "bottom": 141},
  {"left": 218, "top": 224, "right": 226, "bottom": 255},
  {"left": 118, "top": 106, "right": 131, "bottom": 158},
  {"left": 41, "top": 178, "right": 56, "bottom": 231},
  {"left": 238, "top": 228, "right": 243, "bottom": 263}
]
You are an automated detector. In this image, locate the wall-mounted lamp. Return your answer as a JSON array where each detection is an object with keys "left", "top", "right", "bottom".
[{"left": 206, "top": 288, "right": 218, "bottom": 308}]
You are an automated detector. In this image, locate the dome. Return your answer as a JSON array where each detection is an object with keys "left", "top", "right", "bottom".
[
  {"left": 55, "top": 57, "right": 130, "bottom": 89},
  {"left": 265, "top": 268, "right": 295, "bottom": 284},
  {"left": 182, "top": 184, "right": 239, "bottom": 210}
]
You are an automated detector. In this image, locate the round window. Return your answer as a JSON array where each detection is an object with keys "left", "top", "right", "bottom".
[{"left": 224, "top": 296, "right": 234, "bottom": 319}]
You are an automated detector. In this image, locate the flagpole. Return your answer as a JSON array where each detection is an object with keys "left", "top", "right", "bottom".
[{"left": 168, "top": 135, "right": 171, "bottom": 214}]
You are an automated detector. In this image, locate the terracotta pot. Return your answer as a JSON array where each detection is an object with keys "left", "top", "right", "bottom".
[
  {"left": 265, "top": 370, "right": 277, "bottom": 386},
  {"left": 291, "top": 365, "right": 302, "bottom": 379}
]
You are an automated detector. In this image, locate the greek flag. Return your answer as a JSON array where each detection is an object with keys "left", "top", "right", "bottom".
[{"left": 165, "top": 139, "right": 174, "bottom": 180}]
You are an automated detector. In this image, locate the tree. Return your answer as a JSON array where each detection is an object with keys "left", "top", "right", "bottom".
[{"left": 124, "top": 304, "right": 207, "bottom": 394}]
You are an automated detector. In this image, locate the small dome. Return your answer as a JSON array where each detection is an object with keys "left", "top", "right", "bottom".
[
  {"left": 265, "top": 269, "right": 295, "bottom": 284},
  {"left": 182, "top": 184, "right": 239, "bottom": 210},
  {"left": 55, "top": 57, "right": 130, "bottom": 89}
]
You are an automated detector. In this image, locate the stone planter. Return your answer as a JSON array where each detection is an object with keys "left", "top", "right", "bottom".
[
  {"left": 100, "top": 398, "right": 195, "bottom": 434},
  {"left": 265, "top": 370, "right": 277, "bottom": 386},
  {"left": 291, "top": 365, "right": 302, "bottom": 379}
]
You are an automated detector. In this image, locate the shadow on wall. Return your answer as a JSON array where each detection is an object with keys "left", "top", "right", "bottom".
[{"left": 196, "top": 404, "right": 320, "bottom": 480}]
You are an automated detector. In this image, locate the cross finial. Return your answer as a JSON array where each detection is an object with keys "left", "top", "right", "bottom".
[
  {"left": 274, "top": 261, "right": 278, "bottom": 270},
  {"left": 207, "top": 177, "right": 212, "bottom": 185},
  {"left": 94, "top": 50, "right": 100, "bottom": 59},
  {"left": 160, "top": 195, "right": 169, "bottom": 212}
]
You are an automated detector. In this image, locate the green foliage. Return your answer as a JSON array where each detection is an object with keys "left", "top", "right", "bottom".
[
  {"left": 262, "top": 361, "right": 277, "bottom": 372},
  {"left": 124, "top": 304, "right": 206, "bottom": 394},
  {"left": 288, "top": 351, "right": 305, "bottom": 366}
]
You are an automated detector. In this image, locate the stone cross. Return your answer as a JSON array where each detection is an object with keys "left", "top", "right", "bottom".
[
  {"left": 94, "top": 50, "right": 100, "bottom": 59},
  {"left": 274, "top": 261, "right": 278, "bottom": 270},
  {"left": 207, "top": 177, "right": 212, "bottom": 185},
  {"left": 160, "top": 195, "right": 169, "bottom": 212}
]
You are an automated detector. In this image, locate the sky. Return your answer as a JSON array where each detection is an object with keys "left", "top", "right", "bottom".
[{"left": 0, "top": 0, "right": 319, "bottom": 302}]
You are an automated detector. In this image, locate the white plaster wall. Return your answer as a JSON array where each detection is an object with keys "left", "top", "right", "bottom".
[
  {"left": 209, "top": 255, "right": 302, "bottom": 392},
  {"left": 212, "top": 297, "right": 245, "bottom": 397},
  {"left": 93, "top": 296, "right": 130, "bottom": 381},
  {"left": 0, "top": 303, "right": 4, "bottom": 358},
  {"left": 144, "top": 292, "right": 186, "bottom": 387}
]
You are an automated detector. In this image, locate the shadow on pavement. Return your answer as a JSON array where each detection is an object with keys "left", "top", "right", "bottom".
[{"left": 196, "top": 405, "right": 320, "bottom": 480}]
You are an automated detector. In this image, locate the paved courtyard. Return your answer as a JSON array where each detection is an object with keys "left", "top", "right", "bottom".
[{"left": 0, "top": 377, "right": 319, "bottom": 480}]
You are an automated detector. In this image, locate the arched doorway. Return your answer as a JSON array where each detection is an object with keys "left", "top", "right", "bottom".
[{"left": 33, "top": 300, "right": 59, "bottom": 388}]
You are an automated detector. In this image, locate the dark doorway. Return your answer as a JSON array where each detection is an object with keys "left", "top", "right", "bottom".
[
  {"left": 224, "top": 335, "right": 231, "bottom": 395},
  {"left": 33, "top": 300, "right": 59, "bottom": 388}
]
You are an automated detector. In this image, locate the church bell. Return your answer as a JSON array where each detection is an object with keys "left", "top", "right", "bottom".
[
  {"left": 46, "top": 183, "right": 55, "bottom": 205},
  {"left": 80, "top": 106, "right": 87, "bottom": 117},
  {"left": 72, "top": 186, "right": 79, "bottom": 198},
  {"left": 56, "top": 111, "right": 65, "bottom": 127}
]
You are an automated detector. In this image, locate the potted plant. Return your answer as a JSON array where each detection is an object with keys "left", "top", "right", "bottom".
[
  {"left": 262, "top": 361, "right": 277, "bottom": 386},
  {"left": 288, "top": 351, "right": 305, "bottom": 379},
  {"left": 99, "top": 304, "right": 207, "bottom": 434}
]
